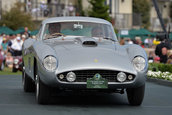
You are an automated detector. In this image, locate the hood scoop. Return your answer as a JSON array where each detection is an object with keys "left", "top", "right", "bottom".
[
  {"left": 82, "top": 41, "right": 97, "bottom": 47},
  {"left": 75, "top": 37, "right": 97, "bottom": 47}
]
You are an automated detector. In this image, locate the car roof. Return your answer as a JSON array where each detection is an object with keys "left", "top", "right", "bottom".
[{"left": 42, "top": 16, "right": 111, "bottom": 25}]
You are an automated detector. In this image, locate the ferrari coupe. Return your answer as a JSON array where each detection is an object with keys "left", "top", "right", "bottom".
[{"left": 22, "top": 17, "right": 148, "bottom": 105}]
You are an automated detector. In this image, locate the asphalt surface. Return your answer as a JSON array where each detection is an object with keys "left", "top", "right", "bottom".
[{"left": 0, "top": 75, "right": 172, "bottom": 115}]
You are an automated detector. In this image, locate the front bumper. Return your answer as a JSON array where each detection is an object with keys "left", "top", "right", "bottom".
[{"left": 38, "top": 62, "right": 147, "bottom": 90}]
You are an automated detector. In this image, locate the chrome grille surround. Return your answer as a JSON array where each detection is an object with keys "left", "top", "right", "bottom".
[{"left": 57, "top": 70, "right": 135, "bottom": 82}]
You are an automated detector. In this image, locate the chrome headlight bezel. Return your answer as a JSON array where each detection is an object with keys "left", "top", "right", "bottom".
[
  {"left": 132, "top": 56, "right": 146, "bottom": 72},
  {"left": 43, "top": 55, "right": 57, "bottom": 71}
]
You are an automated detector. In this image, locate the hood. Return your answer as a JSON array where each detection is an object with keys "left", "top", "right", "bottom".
[{"left": 45, "top": 37, "right": 136, "bottom": 74}]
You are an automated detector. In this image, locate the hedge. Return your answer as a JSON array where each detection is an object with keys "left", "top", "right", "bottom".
[{"left": 148, "top": 63, "right": 172, "bottom": 73}]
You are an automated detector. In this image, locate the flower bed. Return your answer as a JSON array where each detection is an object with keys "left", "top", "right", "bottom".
[
  {"left": 147, "top": 63, "right": 172, "bottom": 81},
  {"left": 147, "top": 70, "right": 172, "bottom": 81}
]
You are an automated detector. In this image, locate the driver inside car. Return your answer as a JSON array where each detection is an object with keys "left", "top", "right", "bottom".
[
  {"left": 91, "top": 27, "right": 104, "bottom": 37},
  {"left": 48, "top": 23, "right": 61, "bottom": 35}
]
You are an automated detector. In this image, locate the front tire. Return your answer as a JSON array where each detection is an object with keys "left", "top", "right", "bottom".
[
  {"left": 36, "top": 74, "right": 50, "bottom": 104},
  {"left": 22, "top": 69, "right": 35, "bottom": 92},
  {"left": 127, "top": 84, "right": 145, "bottom": 106}
]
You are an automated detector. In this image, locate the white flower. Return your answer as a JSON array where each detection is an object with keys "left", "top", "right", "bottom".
[{"left": 147, "top": 70, "right": 172, "bottom": 81}]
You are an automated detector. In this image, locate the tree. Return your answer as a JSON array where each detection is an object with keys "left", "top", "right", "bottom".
[
  {"left": 77, "top": 0, "right": 85, "bottom": 16},
  {"left": 88, "top": 0, "right": 111, "bottom": 21},
  {"left": 0, "top": 2, "right": 35, "bottom": 30},
  {"left": 133, "top": 0, "right": 150, "bottom": 29}
]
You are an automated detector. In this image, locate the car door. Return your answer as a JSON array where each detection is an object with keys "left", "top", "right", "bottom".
[{"left": 23, "top": 25, "right": 43, "bottom": 78}]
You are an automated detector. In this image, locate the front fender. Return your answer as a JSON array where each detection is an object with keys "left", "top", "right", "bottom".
[
  {"left": 33, "top": 41, "right": 57, "bottom": 62},
  {"left": 123, "top": 44, "right": 148, "bottom": 76}
]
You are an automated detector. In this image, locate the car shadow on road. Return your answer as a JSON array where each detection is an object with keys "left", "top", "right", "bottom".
[{"left": 45, "top": 92, "right": 130, "bottom": 107}]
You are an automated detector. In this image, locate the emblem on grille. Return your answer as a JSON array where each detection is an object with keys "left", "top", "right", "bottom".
[{"left": 94, "top": 73, "right": 101, "bottom": 80}]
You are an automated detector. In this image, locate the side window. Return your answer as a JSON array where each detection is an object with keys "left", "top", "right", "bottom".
[{"left": 36, "top": 25, "right": 42, "bottom": 39}]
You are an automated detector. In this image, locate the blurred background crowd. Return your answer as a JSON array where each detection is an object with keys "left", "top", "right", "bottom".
[
  {"left": 119, "top": 36, "right": 172, "bottom": 65},
  {"left": 0, "top": 27, "right": 30, "bottom": 69}
]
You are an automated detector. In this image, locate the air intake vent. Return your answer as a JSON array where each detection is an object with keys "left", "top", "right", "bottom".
[{"left": 82, "top": 41, "right": 97, "bottom": 47}]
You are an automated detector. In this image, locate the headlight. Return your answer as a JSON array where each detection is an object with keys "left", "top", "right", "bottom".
[
  {"left": 14, "top": 59, "right": 19, "bottom": 64},
  {"left": 43, "top": 56, "right": 57, "bottom": 71},
  {"left": 117, "top": 72, "right": 127, "bottom": 82},
  {"left": 132, "top": 56, "right": 146, "bottom": 71},
  {"left": 66, "top": 72, "right": 76, "bottom": 82}
]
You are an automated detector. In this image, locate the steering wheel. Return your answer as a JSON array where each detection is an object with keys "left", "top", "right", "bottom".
[
  {"left": 51, "top": 33, "right": 64, "bottom": 37},
  {"left": 44, "top": 33, "right": 65, "bottom": 40}
]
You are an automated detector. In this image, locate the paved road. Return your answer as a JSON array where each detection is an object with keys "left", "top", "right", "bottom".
[{"left": 0, "top": 75, "right": 172, "bottom": 115}]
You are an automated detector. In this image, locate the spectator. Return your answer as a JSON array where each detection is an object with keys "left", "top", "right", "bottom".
[
  {"left": 11, "top": 37, "right": 23, "bottom": 56},
  {"left": 159, "top": 47, "right": 168, "bottom": 63},
  {"left": 5, "top": 52, "right": 13, "bottom": 68},
  {"left": 153, "top": 38, "right": 160, "bottom": 45},
  {"left": 8, "top": 34, "right": 16, "bottom": 56},
  {"left": 0, "top": 34, "right": 3, "bottom": 46},
  {"left": 21, "top": 27, "right": 30, "bottom": 39},
  {"left": 154, "top": 56, "right": 160, "bottom": 63},
  {"left": 40, "top": 1, "right": 47, "bottom": 17},
  {"left": 26, "top": 0, "right": 32, "bottom": 13},
  {"left": 1, "top": 37, "right": 8, "bottom": 55},
  {"left": 91, "top": 27, "right": 103, "bottom": 37},
  {"left": 128, "top": 39, "right": 133, "bottom": 44},
  {"left": 21, "top": 34, "right": 26, "bottom": 42},
  {"left": 135, "top": 37, "right": 142, "bottom": 46},
  {"left": 119, "top": 37, "right": 125, "bottom": 45},
  {"left": 148, "top": 38, "right": 153, "bottom": 48},
  {"left": 148, "top": 51, "right": 155, "bottom": 63},
  {"left": 155, "top": 39, "right": 171, "bottom": 57},
  {"left": 167, "top": 52, "right": 172, "bottom": 64},
  {"left": 144, "top": 38, "right": 149, "bottom": 48}
]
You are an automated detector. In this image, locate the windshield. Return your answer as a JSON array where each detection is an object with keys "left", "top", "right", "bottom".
[{"left": 42, "top": 21, "right": 117, "bottom": 41}]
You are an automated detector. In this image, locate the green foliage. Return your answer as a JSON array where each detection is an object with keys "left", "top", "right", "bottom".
[
  {"left": 133, "top": 0, "right": 150, "bottom": 29},
  {"left": 0, "top": 2, "right": 35, "bottom": 30},
  {"left": 0, "top": 67, "right": 22, "bottom": 75},
  {"left": 149, "top": 63, "right": 172, "bottom": 73},
  {"left": 148, "top": 63, "right": 172, "bottom": 81},
  {"left": 77, "top": 0, "right": 85, "bottom": 16},
  {"left": 88, "top": 0, "right": 111, "bottom": 21}
]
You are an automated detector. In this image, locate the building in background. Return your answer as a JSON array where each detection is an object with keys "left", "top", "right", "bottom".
[
  {"left": 106, "top": 0, "right": 133, "bottom": 30},
  {"left": 1, "top": 0, "right": 24, "bottom": 12},
  {"left": 0, "top": 0, "right": 133, "bottom": 30},
  {"left": 0, "top": 0, "right": 171, "bottom": 32},
  {"left": 30, "top": 0, "right": 77, "bottom": 20},
  {"left": 150, "top": 0, "right": 171, "bottom": 32},
  {"left": 80, "top": 0, "right": 133, "bottom": 30}
]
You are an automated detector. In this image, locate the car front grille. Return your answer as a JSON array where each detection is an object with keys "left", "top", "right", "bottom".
[{"left": 57, "top": 70, "right": 135, "bottom": 82}]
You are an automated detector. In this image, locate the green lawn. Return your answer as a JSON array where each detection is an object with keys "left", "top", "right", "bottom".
[{"left": 0, "top": 67, "right": 22, "bottom": 75}]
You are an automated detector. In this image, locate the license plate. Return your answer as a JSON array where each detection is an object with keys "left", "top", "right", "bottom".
[{"left": 87, "top": 73, "right": 108, "bottom": 89}]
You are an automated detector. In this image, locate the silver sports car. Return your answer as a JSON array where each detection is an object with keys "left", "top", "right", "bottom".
[{"left": 22, "top": 17, "right": 148, "bottom": 105}]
